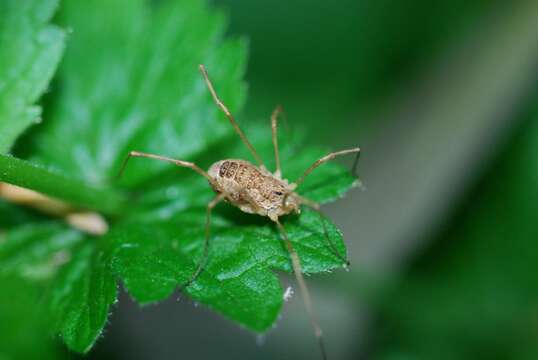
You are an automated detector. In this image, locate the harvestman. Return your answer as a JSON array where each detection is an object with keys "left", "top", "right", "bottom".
[{"left": 118, "top": 65, "right": 360, "bottom": 360}]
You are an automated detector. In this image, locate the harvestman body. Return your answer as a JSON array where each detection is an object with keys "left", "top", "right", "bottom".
[{"left": 119, "top": 65, "right": 360, "bottom": 360}]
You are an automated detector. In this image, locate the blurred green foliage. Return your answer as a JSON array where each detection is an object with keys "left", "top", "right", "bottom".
[
  {"left": 31, "top": 0, "right": 247, "bottom": 186},
  {"left": 0, "top": 0, "right": 64, "bottom": 153},
  {"left": 0, "top": 222, "right": 82, "bottom": 279},
  {"left": 218, "top": 0, "right": 495, "bottom": 140},
  {"left": 374, "top": 100, "right": 538, "bottom": 359}
]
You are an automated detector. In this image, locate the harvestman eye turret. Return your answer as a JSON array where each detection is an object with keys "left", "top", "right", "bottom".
[{"left": 118, "top": 64, "right": 360, "bottom": 360}]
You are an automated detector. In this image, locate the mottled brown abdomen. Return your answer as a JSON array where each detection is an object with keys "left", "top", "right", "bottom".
[
  {"left": 207, "top": 159, "right": 288, "bottom": 213},
  {"left": 218, "top": 160, "right": 263, "bottom": 188}
]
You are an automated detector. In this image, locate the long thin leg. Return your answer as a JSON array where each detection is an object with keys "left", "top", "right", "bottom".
[
  {"left": 180, "top": 192, "right": 226, "bottom": 289},
  {"left": 275, "top": 219, "right": 328, "bottom": 360},
  {"left": 296, "top": 196, "right": 350, "bottom": 267},
  {"left": 271, "top": 105, "right": 283, "bottom": 178},
  {"left": 199, "top": 64, "right": 264, "bottom": 167},
  {"left": 117, "top": 151, "right": 212, "bottom": 182},
  {"left": 294, "top": 147, "right": 360, "bottom": 188}
]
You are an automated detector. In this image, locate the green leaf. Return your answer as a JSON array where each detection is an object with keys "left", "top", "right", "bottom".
[
  {"left": 110, "top": 210, "right": 346, "bottom": 331},
  {"left": 108, "top": 118, "right": 358, "bottom": 332},
  {"left": 50, "top": 242, "right": 117, "bottom": 353},
  {"left": 31, "top": 0, "right": 247, "bottom": 187},
  {"left": 284, "top": 147, "right": 360, "bottom": 203},
  {"left": 0, "top": 0, "right": 358, "bottom": 353},
  {"left": 28, "top": 0, "right": 247, "bottom": 353},
  {"left": 0, "top": 274, "right": 62, "bottom": 360},
  {"left": 0, "top": 153, "right": 126, "bottom": 215},
  {"left": 0, "top": 0, "right": 65, "bottom": 153},
  {"left": 0, "top": 222, "right": 83, "bottom": 279}
]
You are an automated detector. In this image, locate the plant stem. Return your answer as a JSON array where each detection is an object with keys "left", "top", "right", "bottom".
[{"left": 0, "top": 154, "right": 126, "bottom": 216}]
